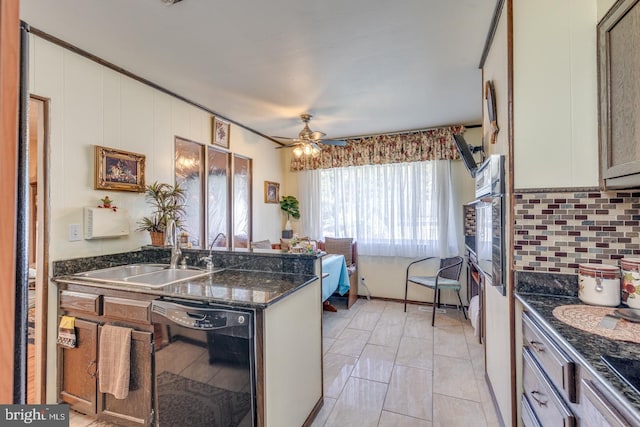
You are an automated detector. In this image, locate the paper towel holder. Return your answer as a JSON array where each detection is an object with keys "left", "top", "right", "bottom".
[{"left": 84, "top": 207, "right": 129, "bottom": 239}]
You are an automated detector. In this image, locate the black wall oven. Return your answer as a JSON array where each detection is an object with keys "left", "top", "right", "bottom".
[{"left": 474, "top": 155, "right": 506, "bottom": 296}]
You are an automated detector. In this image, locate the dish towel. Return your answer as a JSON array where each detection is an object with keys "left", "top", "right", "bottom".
[
  {"left": 98, "top": 324, "right": 132, "bottom": 400},
  {"left": 57, "top": 316, "right": 77, "bottom": 348}
]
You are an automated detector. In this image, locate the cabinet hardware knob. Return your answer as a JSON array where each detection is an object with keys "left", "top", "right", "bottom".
[
  {"left": 530, "top": 341, "right": 545, "bottom": 352},
  {"left": 531, "top": 390, "right": 548, "bottom": 406},
  {"left": 87, "top": 360, "right": 97, "bottom": 378}
]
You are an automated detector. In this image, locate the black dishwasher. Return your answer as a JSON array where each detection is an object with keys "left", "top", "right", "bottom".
[{"left": 151, "top": 299, "right": 256, "bottom": 426}]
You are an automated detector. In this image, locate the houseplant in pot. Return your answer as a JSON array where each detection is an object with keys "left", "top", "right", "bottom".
[
  {"left": 279, "top": 195, "right": 300, "bottom": 239},
  {"left": 136, "top": 181, "right": 186, "bottom": 246}
]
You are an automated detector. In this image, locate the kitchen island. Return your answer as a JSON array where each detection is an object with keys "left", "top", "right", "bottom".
[
  {"left": 53, "top": 248, "right": 323, "bottom": 427},
  {"left": 515, "top": 271, "right": 640, "bottom": 426}
]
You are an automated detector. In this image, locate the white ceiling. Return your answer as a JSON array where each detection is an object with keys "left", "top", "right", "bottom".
[{"left": 20, "top": 0, "right": 495, "bottom": 141}]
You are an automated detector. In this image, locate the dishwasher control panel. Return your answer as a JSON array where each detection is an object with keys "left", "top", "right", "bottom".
[{"left": 151, "top": 300, "right": 250, "bottom": 333}]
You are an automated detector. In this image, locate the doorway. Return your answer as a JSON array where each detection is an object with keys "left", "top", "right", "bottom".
[{"left": 27, "top": 95, "right": 49, "bottom": 403}]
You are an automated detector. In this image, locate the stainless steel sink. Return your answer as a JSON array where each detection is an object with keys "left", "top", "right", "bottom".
[
  {"left": 121, "top": 268, "right": 212, "bottom": 287},
  {"left": 77, "top": 263, "right": 167, "bottom": 280},
  {"left": 75, "top": 263, "right": 213, "bottom": 288}
]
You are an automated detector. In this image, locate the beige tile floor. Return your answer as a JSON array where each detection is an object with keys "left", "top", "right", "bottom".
[
  {"left": 70, "top": 298, "right": 500, "bottom": 427},
  {"left": 314, "top": 298, "right": 500, "bottom": 427}
]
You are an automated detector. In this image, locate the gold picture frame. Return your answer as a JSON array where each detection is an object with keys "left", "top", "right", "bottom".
[
  {"left": 94, "top": 145, "right": 146, "bottom": 192},
  {"left": 264, "top": 181, "right": 280, "bottom": 204},
  {"left": 212, "top": 117, "right": 231, "bottom": 149}
]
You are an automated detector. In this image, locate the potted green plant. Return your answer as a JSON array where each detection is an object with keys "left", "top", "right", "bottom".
[
  {"left": 279, "top": 195, "right": 300, "bottom": 238},
  {"left": 136, "top": 181, "right": 186, "bottom": 246}
]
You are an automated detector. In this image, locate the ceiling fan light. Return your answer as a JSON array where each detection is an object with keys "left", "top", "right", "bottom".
[
  {"left": 303, "top": 144, "right": 312, "bottom": 155},
  {"left": 293, "top": 146, "right": 303, "bottom": 158}
]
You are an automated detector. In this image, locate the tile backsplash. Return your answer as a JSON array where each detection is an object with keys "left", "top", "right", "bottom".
[{"left": 514, "top": 191, "right": 640, "bottom": 273}]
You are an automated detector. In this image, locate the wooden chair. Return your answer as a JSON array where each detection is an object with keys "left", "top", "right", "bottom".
[{"left": 403, "top": 256, "right": 466, "bottom": 326}]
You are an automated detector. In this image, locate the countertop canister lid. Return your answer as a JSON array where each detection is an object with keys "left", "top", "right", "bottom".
[
  {"left": 578, "top": 263, "right": 620, "bottom": 279},
  {"left": 621, "top": 258, "right": 640, "bottom": 271}
]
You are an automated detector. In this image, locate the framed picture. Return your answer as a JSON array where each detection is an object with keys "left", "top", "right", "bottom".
[
  {"left": 212, "top": 117, "right": 231, "bottom": 149},
  {"left": 264, "top": 181, "right": 280, "bottom": 204},
  {"left": 94, "top": 145, "right": 146, "bottom": 192}
]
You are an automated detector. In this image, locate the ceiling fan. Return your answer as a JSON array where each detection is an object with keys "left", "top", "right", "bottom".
[{"left": 273, "top": 114, "right": 346, "bottom": 157}]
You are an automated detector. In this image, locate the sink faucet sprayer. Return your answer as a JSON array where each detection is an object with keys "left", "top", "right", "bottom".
[{"left": 166, "top": 219, "right": 182, "bottom": 269}]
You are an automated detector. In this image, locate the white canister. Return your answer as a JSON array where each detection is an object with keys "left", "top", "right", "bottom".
[
  {"left": 621, "top": 258, "right": 640, "bottom": 308},
  {"left": 578, "top": 263, "right": 620, "bottom": 307}
]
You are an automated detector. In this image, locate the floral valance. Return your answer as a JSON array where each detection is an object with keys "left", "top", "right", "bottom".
[{"left": 290, "top": 125, "right": 465, "bottom": 171}]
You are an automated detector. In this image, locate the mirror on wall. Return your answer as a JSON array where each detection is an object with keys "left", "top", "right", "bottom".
[
  {"left": 207, "top": 147, "right": 231, "bottom": 248},
  {"left": 175, "top": 137, "right": 204, "bottom": 247},
  {"left": 233, "top": 155, "right": 252, "bottom": 248},
  {"left": 175, "top": 137, "right": 252, "bottom": 250}
]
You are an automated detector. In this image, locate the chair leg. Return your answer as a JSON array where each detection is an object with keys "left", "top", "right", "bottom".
[
  {"left": 437, "top": 288, "right": 441, "bottom": 308},
  {"left": 431, "top": 287, "right": 438, "bottom": 327},
  {"left": 404, "top": 280, "right": 408, "bottom": 313},
  {"left": 457, "top": 290, "right": 468, "bottom": 320}
]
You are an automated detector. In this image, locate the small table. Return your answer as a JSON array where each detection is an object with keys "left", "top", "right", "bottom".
[{"left": 321, "top": 254, "right": 350, "bottom": 311}]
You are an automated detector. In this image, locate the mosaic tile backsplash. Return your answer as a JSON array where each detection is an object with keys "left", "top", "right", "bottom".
[{"left": 514, "top": 191, "right": 640, "bottom": 273}]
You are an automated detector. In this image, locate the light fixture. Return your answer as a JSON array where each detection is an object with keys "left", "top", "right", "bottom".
[{"left": 293, "top": 146, "right": 303, "bottom": 158}]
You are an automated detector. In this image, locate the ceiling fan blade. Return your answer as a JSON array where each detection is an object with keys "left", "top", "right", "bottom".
[
  {"left": 310, "top": 131, "right": 326, "bottom": 140},
  {"left": 272, "top": 136, "right": 298, "bottom": 141},
  {"left": 274, "top": 141, "right": 302, "bottom": 149},
  {"left": 319, "top": 139, "right": 347, "bottom": 147}
]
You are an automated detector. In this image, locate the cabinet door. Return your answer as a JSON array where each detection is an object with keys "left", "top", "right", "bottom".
[
  {"left": 598, "top": 0, "right": 640, "bottom": 189},
  {"left": 98, "top": 329, "right": 153, "bottom": 427},
  {"left": 59, "top": 318, "right": 98, "bottom": 415}
]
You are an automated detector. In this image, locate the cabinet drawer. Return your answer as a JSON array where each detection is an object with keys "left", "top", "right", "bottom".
[
  {"left": 521, "top": 394, "right": 542, "bottom": 427},
  {"left": 523, "top": 347, "right": 575, "bottom": 427},
  {"left": 522, "top": 312, "right": 576, "bottom": 402},
  {"left": 60, "top": 290, "right": 101, "bottom": 315},
  {"left": 103, "top": 297, "right": 151, "bottom": 324},
  {"left": 581, "top": 379, "right": 631, "bottom": 427}
]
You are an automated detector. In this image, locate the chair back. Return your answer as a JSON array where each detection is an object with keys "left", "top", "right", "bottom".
[{"left": 438, "top": 256, "right": 464, "bottom": 281}]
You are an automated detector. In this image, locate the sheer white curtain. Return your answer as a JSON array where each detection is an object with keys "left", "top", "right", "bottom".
[{"left": 299, "top": 160, "right": 459, "bottom": 258}]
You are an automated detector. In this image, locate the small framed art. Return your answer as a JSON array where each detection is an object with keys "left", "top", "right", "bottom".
[
  {"left": 264, "top": 181, "right": 280, "bottom": 204},
  {"left": 94, "top": 145, "right": 145, "bottom": 192},
  {"left": 212, "top": 117, "right": 231, "bottom": 149}
]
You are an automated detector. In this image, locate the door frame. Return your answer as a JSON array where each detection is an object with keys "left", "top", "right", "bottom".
[
  {"left": 30, "top": 95, "right": 50, "bottom": 403},
  {"left": 0, "top": 0, "right": 20, "bottom": 404}
]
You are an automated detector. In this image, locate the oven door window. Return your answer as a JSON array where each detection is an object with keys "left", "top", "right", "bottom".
[{"left": 476, "top": 202, "right": 493, "bottom": 277}]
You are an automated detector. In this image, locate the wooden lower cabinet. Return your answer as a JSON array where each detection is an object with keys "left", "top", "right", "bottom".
[
  {"left": 59, "top": 322, "right": 153, "bottom": 425},
  {"left": 59, "top": 319, "right": 99, "bottom": 415},
  {"left": 59, "top": 288, "right": 155, "bottom": 426},
  {"left": 98, "top": 329, "right": 153, "bottom": 427}
]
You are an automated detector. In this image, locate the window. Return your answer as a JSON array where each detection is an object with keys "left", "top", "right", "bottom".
[{"left": 300, "top": 160, "right": 459, "bottom": 257}]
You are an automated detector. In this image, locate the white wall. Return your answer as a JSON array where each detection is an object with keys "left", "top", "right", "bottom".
[
  {"left": 29, "top": 34, "right": 284, "bottom": 261},
  {"left": 29, "top": 34, "right": 285, "bottom": 402},
  {"left": 513, "top": 0, "right": 599, "bottom": 189}
]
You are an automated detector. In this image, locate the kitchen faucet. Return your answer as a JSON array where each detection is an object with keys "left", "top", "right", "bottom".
[
  {"left": 166, "top": 219, "right": 182, "bottom": 269},
  {"left": 199, "top": 232, "right": 226, "bottom": 270}
]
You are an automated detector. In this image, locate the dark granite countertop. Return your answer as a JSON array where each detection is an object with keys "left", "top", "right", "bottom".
[
  {"left": 515, "top": 292, "right": 640, "bottom": 421},
  {"left": 52, "top": 248, "right": 320, "bottom": 309},
  {"left": 55, "top": 269, "right": 318, "bottom": 309}
]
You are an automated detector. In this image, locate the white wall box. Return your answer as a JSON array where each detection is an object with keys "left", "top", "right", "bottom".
[{"left": 84, "top": 207, "right": 129, "bottom": 239}]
